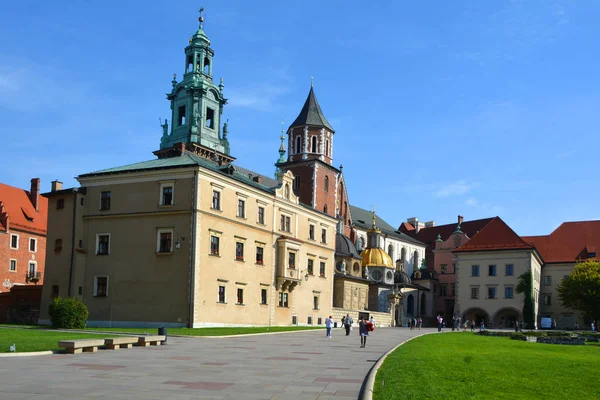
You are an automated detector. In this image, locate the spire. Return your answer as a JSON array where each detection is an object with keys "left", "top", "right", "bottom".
[
  {"left": 275, "top": 120, "right": 286, "bottom": 178},
  {"left": 289, "top": 86, "right": 334, "bottom": 132},
  {"left": 198, "top": 6, "right": 205, "bottom": 30}
]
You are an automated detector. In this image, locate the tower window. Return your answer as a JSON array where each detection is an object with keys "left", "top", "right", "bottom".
[
  {"left": 203, "top": 57, "right": 210, "bottom": 74},
  {"left": 295, "top": 136, "right": 301, "bottom": 154},
  {"left": 206, "top": 108, "right": 215, "bottom": 129},
  {"left": 178, "top": 105, "right": 186, "bottom": 126},
  {"left": 326, "top": 139, "right": 329, "bottom": 156},
  {"left": 324, "top": 176, "right": 329, "bottom": 192},
  {"left": 311, "top": 136, "right": 317, "bottom": 153},
  {"left": 186, "top": 55, "right": 193, "bottom": 73},
  {"left": 293, "top": 176, "right": 300, "bottom": 190},
  {"left": 323, "top": 204, "right": 328, "bottom": 214}
]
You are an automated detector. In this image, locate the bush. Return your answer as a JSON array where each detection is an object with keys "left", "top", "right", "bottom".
[
  {"left": 48, "top": 297, "right": 88, "bottom": 329},
  {"left": 510, "top": 333, "right": 525, "bottom": 340}
]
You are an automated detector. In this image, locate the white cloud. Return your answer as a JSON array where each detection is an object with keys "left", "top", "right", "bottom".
[
  {"left": 434, "top": 180, "right": 478, "bottom": 197},
  {"left": 466, "top": 197, "right": 504, "bottom": 214}
]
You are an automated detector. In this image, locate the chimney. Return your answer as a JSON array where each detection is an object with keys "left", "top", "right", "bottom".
[
  {"left": 252, "top": 175, "right": 262, "bottom": 184},
  {"left": 30, "top": 178, "right": 40, "bottom": 211},
  {"left": 407, "top": 217, "right": 420, "bottom": 234},
  {"left": 458, "top": 215, "right": 464, "bottom": 225},
  {"left": 425, "top": 221, "right": 436, "bottom": 228},
  {"left": 51, "top": 180, "right": 63, "bottom": 192}
]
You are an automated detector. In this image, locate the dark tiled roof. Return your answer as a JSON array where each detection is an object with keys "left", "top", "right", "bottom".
[
  {"left": 523, "top": 221, "right": 600, "bottom": 263},
  {"left": 335, "top": 233, "right": 361, "bottom": 259},
  {"left": 232, "top": 165, "right": 279, "bottom": 188},
  {"left": 454, "top": 217, "right": 534, "bottom": 253},
  {"left": 290, "top": 87, "right": 334, "bottom": 132},
  {"left": 349, "top": 205, "right": 424, "bottom": 246}
]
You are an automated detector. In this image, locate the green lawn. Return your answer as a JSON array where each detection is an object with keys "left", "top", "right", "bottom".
[
  {"left": 85, "top": 326, "right": 325, "bottom": 336},
  {"left": 0, "top": 328, "right": 124, "bottom": 353},
  {"left": 374, "top": 333, "right": 600, "bottom": 400}
]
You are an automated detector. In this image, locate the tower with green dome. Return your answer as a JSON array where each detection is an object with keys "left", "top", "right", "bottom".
[{"left": 156, "top": 8, "right": 233, "bottom": 163}]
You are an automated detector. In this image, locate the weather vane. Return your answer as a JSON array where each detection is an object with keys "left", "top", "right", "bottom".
[
  {"left": 311, "top": 76, "right": 314, "bottom": 87},
  {"left": 199, "top": 6, "right": 205, "bottom": 28}
]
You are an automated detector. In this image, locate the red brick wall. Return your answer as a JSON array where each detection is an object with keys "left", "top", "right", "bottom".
[
  {"left": 0, "top": 228, "right": 46, "bottom": 292},
  {"left": 286, "top": 164, "right": 315, "bottom": 207},
  {"left": 313, "top": 164, "right": 338, "bottom": 217}
]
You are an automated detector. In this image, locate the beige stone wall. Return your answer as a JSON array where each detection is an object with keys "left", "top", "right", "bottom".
[
  {"left": 331, "top": 307, "right": 392, "bottom": 328},
  {"left": 540, "top": 263, "right": 582, "bottom": 328},
  {"left": 456, "top": 250, "right": 543, "bottom": 327},
  {"left": 333, "top": 278, "right": 369, "bottom": 309}
]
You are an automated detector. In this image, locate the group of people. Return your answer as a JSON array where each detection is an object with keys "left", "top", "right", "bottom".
[
  {"left": 407, "top": 317, "right": 423, "bottom": 330},
  {"left": 324, "top": 313, "right": 375, "bottom": 348}
]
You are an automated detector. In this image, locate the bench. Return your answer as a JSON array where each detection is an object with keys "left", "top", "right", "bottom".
[
  {"left": 138, "top": 335, "right": 166, "bottom": 347},
  {"left": 58, "top": 339, "right": 105, "bottom": 354},
  {"left": 104, "top": 337, "right": 139, "bottom": 350}
]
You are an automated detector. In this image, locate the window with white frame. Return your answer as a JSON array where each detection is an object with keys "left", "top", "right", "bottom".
[
  {"left": 471, "top": 287, "right": 479, "bottom": 299},
  {"left": 321, "top": 228, "right": 327, "bottom": 244},
  {"left": 236, "top": 288, "right": 244, "bottom": 305},
  {"left": 313, "top": 295, "right": 319, "bottom": 310},
  {"left": 487, "top": 287, "right": 496, "bottom": 299},
  {"left": 544, "top": 276, "right": 552, "bottom": 286},
  {"left": 29, "top": 238, "right": 37, "bottom": 252},
  {"left": 218, "top": 285, "right": 226, "bottom": 303},
  {"left": 257, "top": 206, "right": 265, "bottom": 224},
  {"left": 280, "top": 214, "right": 291, "bottom": 232},
  {"left": 261, "top": 288, "right": 268, "bottom": 305},
  {"left": 9, "top": 259, "right": 17, "bottom": 272},
  {"left": 212, "top": 190, "right": 221, "bottom": 210},
  {"left": 288, "top": 252, "right": 296, "bottom": 269},
  {"left": 96, "top": 234, "right": 110, "bottom": 255},
  {"left": 320, "top": 261, "right": 326, "bottom": 277},
  {"left": 94, "top": 276, "right": 108, "bottom": 297},
  {"left": 237, "top": 199, "right": 246, "bottom": 218},
  {"left": 278, "top": 292, "right": 289, "bottom": 307},
  {"left": 255, "top": 245, "right": 264, "bottom": 264},
  {"left": 309, "top": 224, "right": 315, "bottom": 240},
  {"left": 160, "top": 182, "right": 174, "bottom": 206},
  {"left": 505, "top": 264, "right": 514, "bottom": 276},
  {"left": 235, "top": 242, "right": 244, "bottom": 261},
  {"left": 10, "top": 234, "right": 18, "bottom": 249},
  {"left": 157, "top": 229, "right": 173, "bottom": 253},
  {"left": 505, "top": 287, "right": 514, "bottom": 298},
  {"left": 210, "top": 235, "right": 220, "bottom": 256},
  {"left": 544, "top": 295, "right": 551, "bottom": 305}
]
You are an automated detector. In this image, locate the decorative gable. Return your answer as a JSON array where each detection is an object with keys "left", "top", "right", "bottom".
[{"left": 276, "top": 170, "right": 299, "bottom": 205}]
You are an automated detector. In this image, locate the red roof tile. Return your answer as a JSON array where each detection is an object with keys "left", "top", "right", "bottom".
[
  {"left": 523, "top": 221, "right": 600, "bottom": 263},
  {"left": 402, "top": 217, "right": 494, "bottom": 252},
  {"left": 455, "top": 217, "right": 533, "bottom": 252},
  {"left": 0, "top": 183, "right": 47, "bottom": 235}
]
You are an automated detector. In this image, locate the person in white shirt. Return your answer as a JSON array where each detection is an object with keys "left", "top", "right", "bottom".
[{"left": 325, "top": 315, "right": 333, "bottom": 338}]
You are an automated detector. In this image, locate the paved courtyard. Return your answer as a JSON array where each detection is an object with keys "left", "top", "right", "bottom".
[{"left": 0, "top": 327, "right": 437, "bottom": 400}]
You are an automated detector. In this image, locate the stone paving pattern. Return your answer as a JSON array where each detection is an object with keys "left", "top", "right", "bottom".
[{"left": 0, "top": 327, "right": 437, "bottom": 399}]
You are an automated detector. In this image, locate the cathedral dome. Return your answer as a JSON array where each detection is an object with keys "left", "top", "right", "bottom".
[
  {"left": 336, "top": 233, "right": 361, "bottom": 259},
  {"left": 395, "top": 270, "right": 412, "bottom": 286},
  {"left": 360, "top": 248, "right": 394, "bottom": 268}
]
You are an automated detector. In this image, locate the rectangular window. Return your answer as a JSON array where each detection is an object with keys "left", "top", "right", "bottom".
[
  {"left": 488, "top": 287, "right": 496, "bottom": 299},
  {"left": 320, "top": 261, "right": 326, "bottom": 277},
  {"left": 236, "top": 242, "right": 244, "bottom": 261},
  {"left": 10, "top": 234, "right": 18, "bottom": 249},
  {"left": 255, "top": 246, "right": 264, "bottom": 264},
  {"left": 212, "top": 190, "right": 220, "bottom": 210},
  {"left": 544, "top": 276, "right": 552, "bottom": 286},
  {"left": 157, "top": 231, "right": 173, "bottom": 253},
  {"left": 321, "top": 228, "right": 327, "bottom": 244},
  {"left": 94, "top": 277, "right": 108, "bottom": 297},
  {"left": 177, "top": 105, "right": 186, "bottom": 126},
  {"left": 29, "top": 238, "right": 37, "bottom": 252},
  {"left": 237, "top": 199, "right": 245, "bottom": 218},
  {"left": 28, "top": 262, "right": 36, "bottom": 275},
  {"left": 488, "top": 265, "right": 496, "bottom": 276},
  {"left": 278, "top": 292, "right": 289, "bottom": 307},
  {"left": 205, "top": 107, "right": 215, "bottom": 129},
  {"left": 505, "top": 287, "right": 514, "bottom": 298},
  {"left": 51, "top": 285, "right": 59, "bottom": 297},
  {"left": 280, "top": 215, "right": 290, "bottom": 232},
  {"left": 100, "top": 191, "right": 111, "bottom": 210},
  {"left": 288, "top": 252, "right": 296, "bottom": 269},
  {"left": 9, "top": 259, "right": 16, "bottom": 272},
  {"left": 56, "top": 198, "right": 65, "bottom": 209},
  {"left": 313, "top": 296, "right": 319, "bottom": 310},
  {"left": 210, "top": 235, "right": 220, "bottom": 256},
  {"left": 218, "top": 286, "right": 226, "bottom": 303},
  {"left": 471, "top": 265, "right": 480, "bottom": 277},
  {"left": 544, "top": 295, "right": 551, "bottom": 305},
  {"left": 97, "top": 234, "right": 110, "bottom": 255},
  {"left": 261, "top": 288, "right": 268, "bottom": 305},
  {"left": 440, "top": 264, "right": 448, "bottom": 274},
  {"left": 505, "top": 264, "right": 514, "bottom": 276},
  {"left": 309, "top": 224, "right": 315, "bottom": 240},
  {"left": 161, "top": 186, "right": 173, "bottom": 206},
  {"left": 236, "top": 288, "right": 244, "bottom": 305},
  {"left": 257, "top": 206, "right": 265, "bottom": 224},
  {"left": 440, "top": 285, "right": 447, "bottom": 296},
  {"left": 471, "top": 287, "right": 479, "bottom": 299},
  {"left": 307, "top": 259, "right": 314, "bottom": 275},
  {"left": 80, "top": 197, "right": 84, "bottom": 206}
]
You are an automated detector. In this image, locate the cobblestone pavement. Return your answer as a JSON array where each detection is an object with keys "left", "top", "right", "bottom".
[{"left": 0, "top": 327, "right": 437, "bottom": 399}]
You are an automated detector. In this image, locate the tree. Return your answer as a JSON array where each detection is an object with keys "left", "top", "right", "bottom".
[
  {"left": 516, "top": 272, "right": 535, "bottom": 329},
  {"left": 557, "top": 260, "right": 600, "bottom": 323}
]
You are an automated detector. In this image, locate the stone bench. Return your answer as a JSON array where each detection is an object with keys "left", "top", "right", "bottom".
[
  {"left": 105, "top": 337, "right": 139, "bottom": 350},
  {"left": 58, "top": 339, "right": 105, "bottom": 354},
  {"left": 138, "top": 335, "right": 166, "bottom": 347}
]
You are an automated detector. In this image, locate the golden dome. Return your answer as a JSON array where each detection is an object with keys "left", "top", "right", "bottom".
[{"left": 360, "top": 248, "right": 394, "bottom": 268}]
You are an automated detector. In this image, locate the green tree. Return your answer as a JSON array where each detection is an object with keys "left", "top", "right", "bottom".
[
  {"left": 516, "top": 272, "right": 535, "bottom": 329},
  {"left": 557, "top": 260, "right": 600, "bottom": 323}
]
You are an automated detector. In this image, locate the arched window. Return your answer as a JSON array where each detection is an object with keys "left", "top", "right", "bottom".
[
  {"left": 407, "top": 294, "right": 414, "bottom": 315},
  {"left": 357, "top": 237, "right": 363, "bottom": 251},
  {"left": 353, "top": 262, "right": 360, "bottom": 273},
  {"left": 284, "top": 184, "right": 290, "bottom": 200},
  {"left": 344, "top": 201, "right": 348, "bottom": 223},
  {"left": 323, "top": 204, "right": 328, "bottom": 214},
  {"left": 324, "top": 176, "right": 329, "bottom": 192},
  {"left": 295, "top": 136, "right": 301, "bottom": 154},
  {"left": 326, "top": 139, "right": 329, "bottom": 156},
  {"left": 311, "top": 136, "right": 317, "bottom": 153},
  {"left": 420, "top": 292, "right": 427, "bottom": 315},
  {"left": 388, "top": 244, "right": 394, "bottom": 260},
  {"left": 203, "top": 57, "right": 210, "bottom": 74},
  {"left": 414, "top": 250, "right": 419, "bottom": 270}
]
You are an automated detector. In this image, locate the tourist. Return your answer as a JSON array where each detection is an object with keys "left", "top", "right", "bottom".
[
  {"left": 325, "top": 315, "right": 333, "bottom": 339},
  {"left": 344, "top": 313, "right": 353, "bottom": 336},
  {"left": 418, "top": 317, "right": 422, "bottom": 330},
  {"left": 592, "top": 321, "right": 596, "bottom": 332},
  {"left": 436, "top": 314, "right": 443, "bottom": 332},
  {"left": 370, "top": 316, "right": 375, "bottom": 327},
  {"left": 480, "top": 320, "right": 485, "bottom": 332},
  {"left": 359, "top": 317, "right": 369, "bottom": 348},
  {"left": 471, "top": 320, "right": 475, "bottom": 332}
]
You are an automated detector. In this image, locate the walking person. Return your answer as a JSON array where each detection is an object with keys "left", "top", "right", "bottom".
[
  {"left": 437, "top": 314, "right": 443, "bottom": 332},
  {"left": 418, "top": 317, "right": 422, "bottom": 330},
  {"left": 471, "top": 320, "right": 475, "bottom": 332},
  {"left": 359, "top": 317, "right": 369, "bottom": 348},
  {"left": 325, "top": 315, "right": 333, "bottom": 339},
  {"left": 344, "top": 313, "right": 353, "bottom": 336}
]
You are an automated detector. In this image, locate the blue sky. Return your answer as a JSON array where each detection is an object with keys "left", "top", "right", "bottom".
[{"left": 1, "top": 1, "right": 599, "bottom": 236}]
